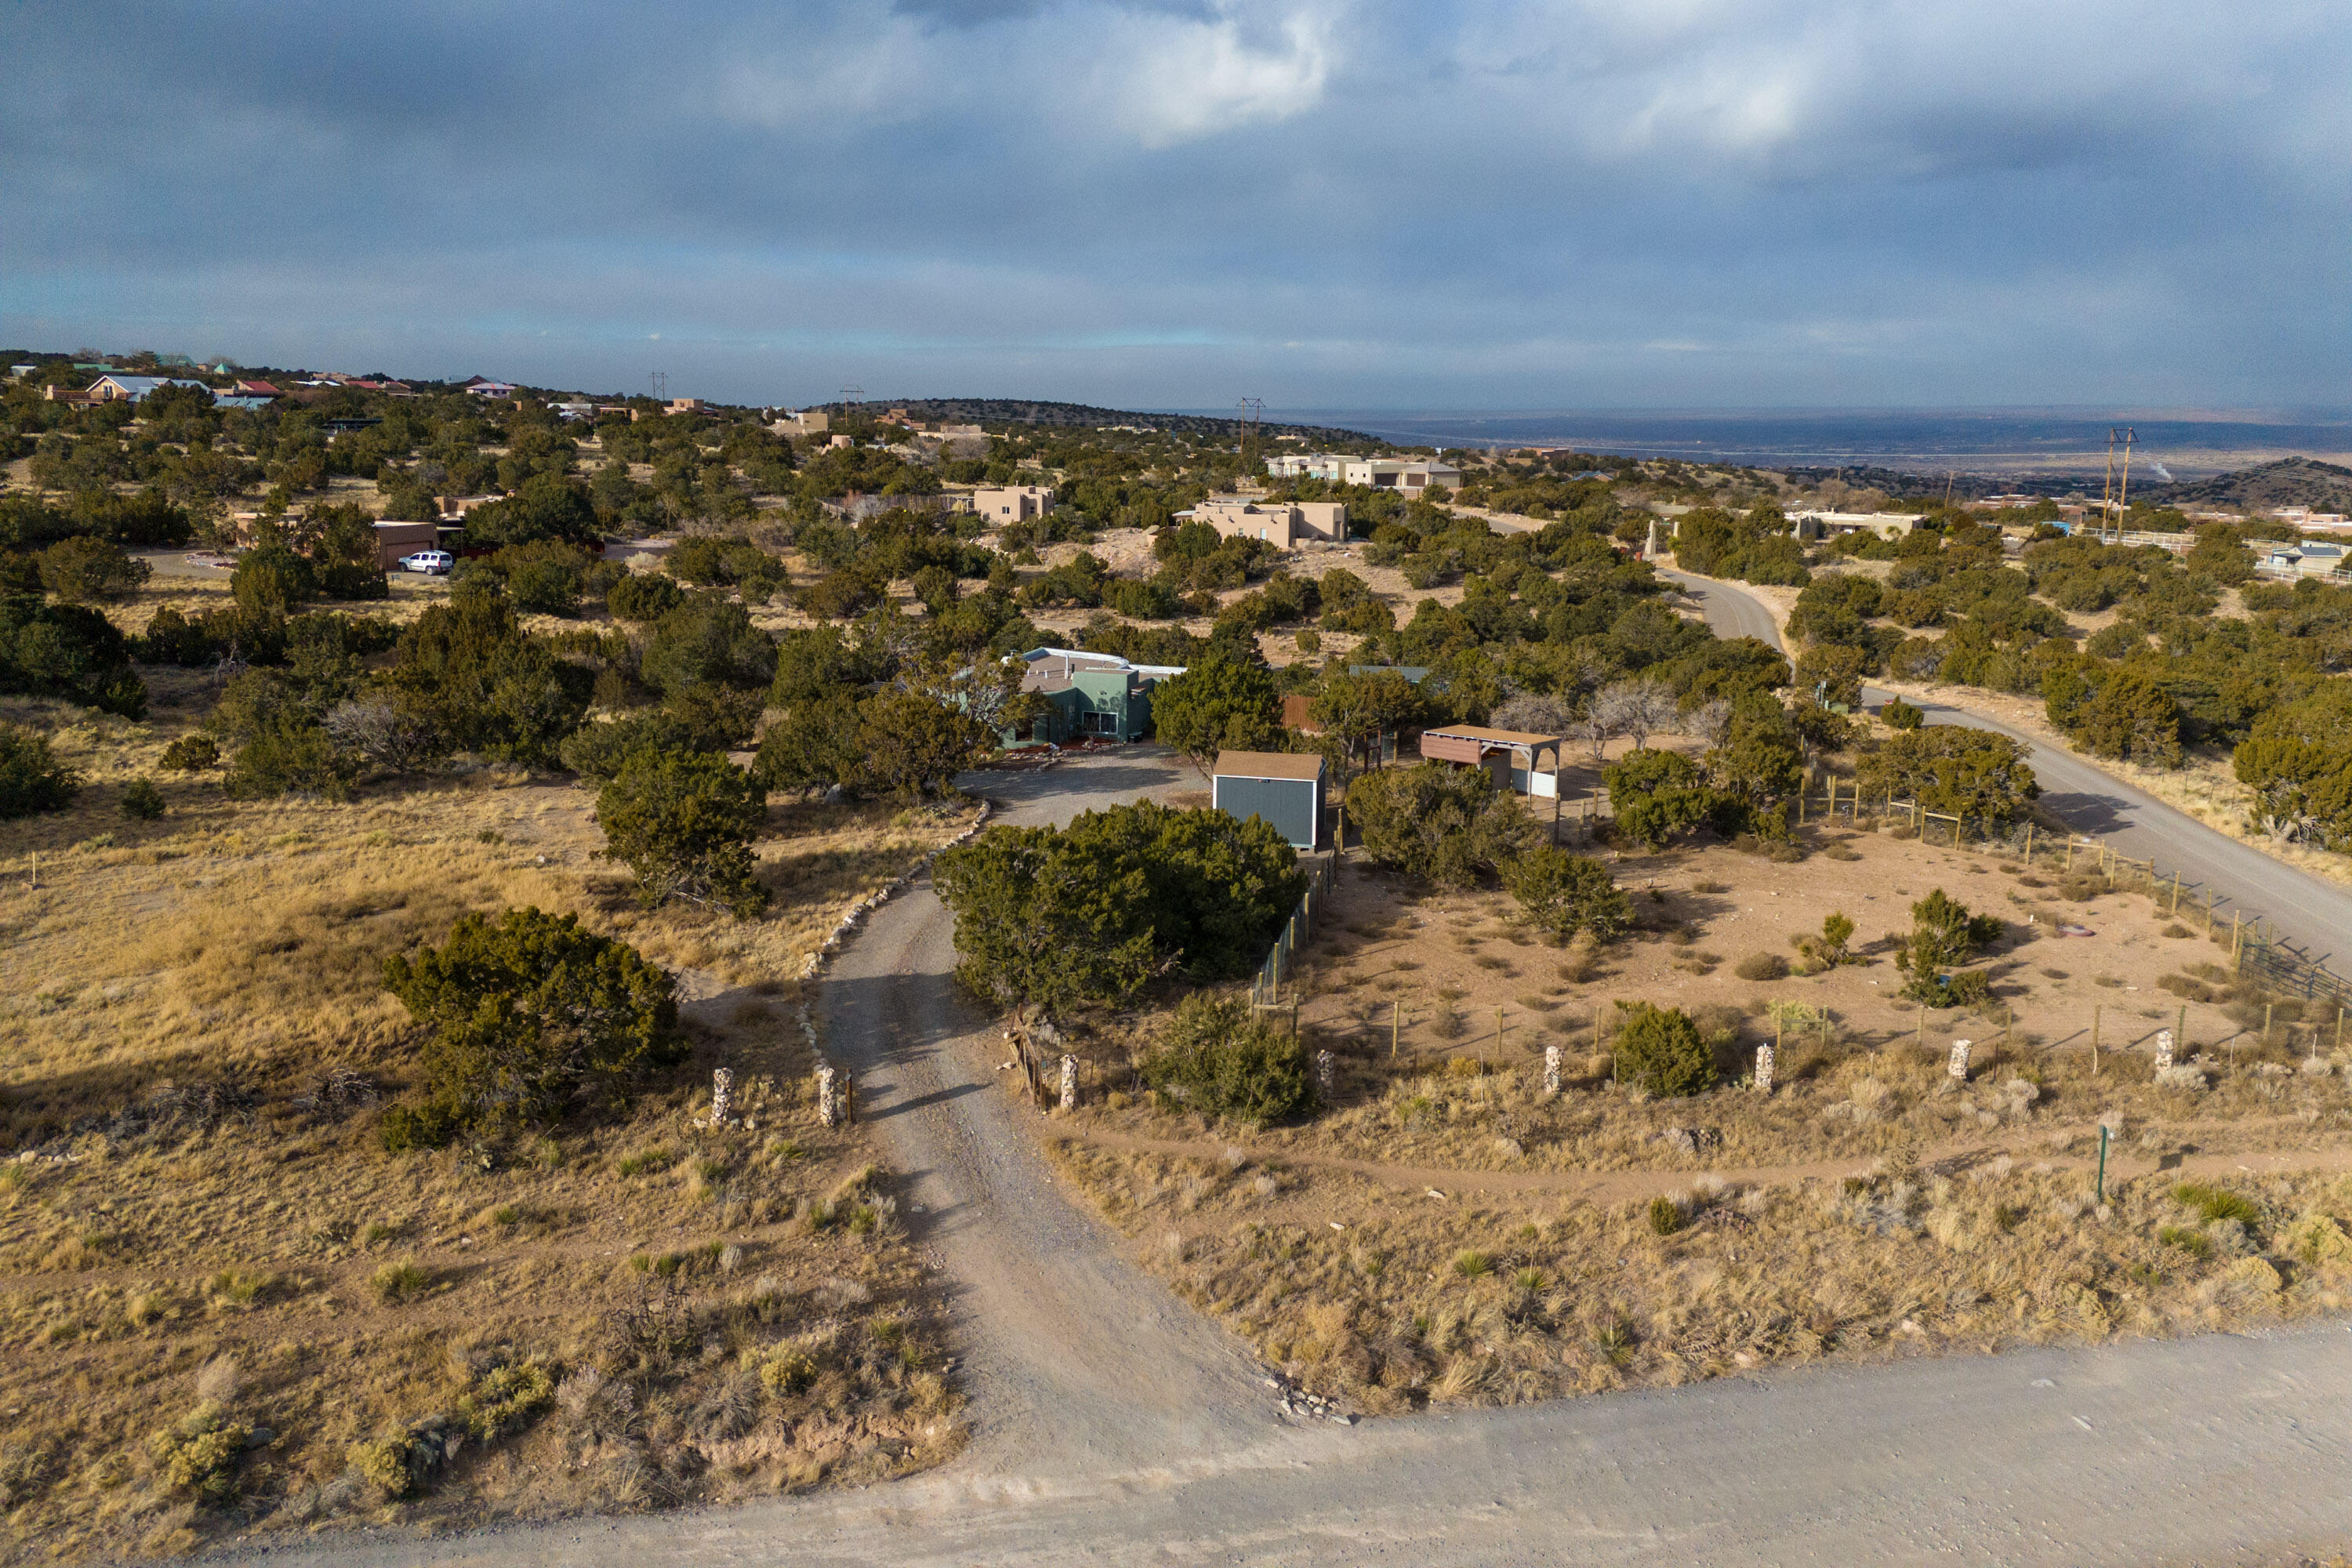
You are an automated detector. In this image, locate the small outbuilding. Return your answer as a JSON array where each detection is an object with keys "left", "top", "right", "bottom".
[{"left": 1211, "top": 750, "right": 1327, "bottom": 850}]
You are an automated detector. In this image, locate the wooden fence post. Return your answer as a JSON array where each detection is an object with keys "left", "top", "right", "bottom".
[
  {"left": 2169, "top": 870, "right": 2181, "bottom": 916},
  {"left": 2092, "top": 1004, "right": 2101, "bottom": 1075}
]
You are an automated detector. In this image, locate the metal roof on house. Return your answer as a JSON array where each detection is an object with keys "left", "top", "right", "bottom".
[
  {"left": 91, "top": 375, "right": 209, "bottom": 397},
  {"left": 1421, "top": 723, "right": 1568, "bottom": 747},
  {"left": 1213, "top": 750, "right": 1326, "bottom": 781},
  {"left": 1018, "top": 646, "right": 1188, "bottom": 679}
]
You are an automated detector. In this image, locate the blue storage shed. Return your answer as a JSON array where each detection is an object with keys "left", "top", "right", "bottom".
[{"left": 1211, "top": 750, "right": 1326, "bottom": 850}]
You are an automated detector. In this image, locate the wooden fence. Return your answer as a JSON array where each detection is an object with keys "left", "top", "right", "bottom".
[
  {"left": 1796, "top": 779, "right": 2352, "bottom": 1009},
  {"left": 1250, "top": 849, "right": 1340, "bottom": 1008}
]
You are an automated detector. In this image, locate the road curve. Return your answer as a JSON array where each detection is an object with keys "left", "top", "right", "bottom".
[
  {"left": 253, "top": 749, "right": 2352, "bottom": 1567},
  {"left": 1662, "top": 567, "right": 2352, "bottom": 967}
]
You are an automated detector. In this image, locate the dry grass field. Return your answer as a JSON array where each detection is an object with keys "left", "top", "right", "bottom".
[
  {"left": 0, "top": 687, "right": 978, "bottom": 1561},
  {"left": 1043, "top": 817, "right": 2352, "bottom": 1418}
]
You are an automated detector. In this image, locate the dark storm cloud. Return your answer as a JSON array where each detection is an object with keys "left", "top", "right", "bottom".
[{"left": 4, "top": 0, "right": 2346, "bottom": 408}]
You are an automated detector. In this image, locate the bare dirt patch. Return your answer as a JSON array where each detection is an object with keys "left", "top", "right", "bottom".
[{"left": 1036, "top": 822, "right": 2352, "bottom": 1419}]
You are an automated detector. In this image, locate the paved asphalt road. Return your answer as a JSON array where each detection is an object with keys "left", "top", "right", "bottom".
[
  {"left": 1661, "top": 568, "right": 2352, "bottom": 974},
  {"left": 251, "top": 747, "right": 2352, "bottom": 1568}
]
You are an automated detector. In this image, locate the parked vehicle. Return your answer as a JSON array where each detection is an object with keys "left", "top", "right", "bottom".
[{"left": 399, "top": 550, "right": 454, "bottom": 575}]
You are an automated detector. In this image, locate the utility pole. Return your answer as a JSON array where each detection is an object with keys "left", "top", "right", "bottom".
[
  {"left": 649, "top": 371, "right": 666, "bottom": 402},
  {"left": 2100, "top": 426, "right": 2136, "bottom": 541},
  {"left": 1236, "top": 397, "right": 1264, "bottom": 484},
  {"left": 840, "top": 385, "right": 865, "bottom": 430}
]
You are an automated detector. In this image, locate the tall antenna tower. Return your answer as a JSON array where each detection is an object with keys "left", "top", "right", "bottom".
[
  {"left": 2100, "top": 426, "right": 2136, "bottom": 541},
  {"left": 839, "top": 385, "right": 864, "bottom": 427},
  {"left": 650, "top": 371, "right": 667, "bottom": 402},
  {"left": 1236, "top": 397, "right": 1264, "bottom": 482}
]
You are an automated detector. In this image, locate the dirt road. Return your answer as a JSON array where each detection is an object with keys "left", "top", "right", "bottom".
[
  {"left": 254, "top": 748, "right": 2352, "bottom": 1566},
  {"left": 1661, "top": 566, "right": 2352, "bottom": 964}
]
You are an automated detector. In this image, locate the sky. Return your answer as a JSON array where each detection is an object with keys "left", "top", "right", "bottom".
[{"left": 5, "top": 1, "right": 2349, "bottom": 412}]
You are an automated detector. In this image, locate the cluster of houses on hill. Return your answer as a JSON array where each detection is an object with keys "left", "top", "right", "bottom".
[{"left": 999, "top": 648, "right": 1571, "bottom": 852}]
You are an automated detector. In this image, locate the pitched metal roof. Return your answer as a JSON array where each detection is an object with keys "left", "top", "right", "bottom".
[{"left": 1214, "top": 750, "right": 1326, "bottom": 781}]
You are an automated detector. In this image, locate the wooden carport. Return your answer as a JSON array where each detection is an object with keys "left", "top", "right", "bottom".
[{"left": 1417, "top": 724, "right": 1570, "bottom": 842}]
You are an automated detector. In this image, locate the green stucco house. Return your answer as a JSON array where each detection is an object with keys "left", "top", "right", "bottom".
[{"left": 1006, "top": 648, "right": 1187, "bottom": 746}]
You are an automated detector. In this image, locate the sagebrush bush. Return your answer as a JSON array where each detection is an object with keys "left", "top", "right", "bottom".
[
  {"left": 149, "top": 1403, "right": 249, "bottom": 1507},
  {"left": 1735, "top": 952, "right": 1789, "bottom": 982},
  {"left": 456, "top": 1360, "right": 555, "bottom": 1441}
]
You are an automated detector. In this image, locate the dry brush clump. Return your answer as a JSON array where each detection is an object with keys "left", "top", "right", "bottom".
[{"left": 1054, "top": 1142, "right": 2352, "bottom": 1416}]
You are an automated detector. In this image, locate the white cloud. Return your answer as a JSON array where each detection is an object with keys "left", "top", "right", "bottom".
[{"left": 1108, "top": 5, "right": 1336, "bottom": 148}]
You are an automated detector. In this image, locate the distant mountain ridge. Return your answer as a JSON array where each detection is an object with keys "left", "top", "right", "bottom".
[
  {"left": 855, "top": 397, "right": 1377, "bottom": 445},
  {"left": 2141, "top": 457, "right": 2352, "bottom": 512},
  {"left": 1777, "top": 456, "right": 2352, "bottom": 512}
]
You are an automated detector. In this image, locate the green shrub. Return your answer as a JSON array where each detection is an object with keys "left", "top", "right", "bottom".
[
  {"left": 1613, "top": 1004, "right": 1714, "bottom": 1097},
  {"left": 378, "top": 1100, "right": 460, "bottom": 1154},
  {"left": 222, "top": 713, "right": 357, "bottom": 801},
  {"left": 1452, "top": 1250, "right": 1493, "bottom": 1278},
  {"left": 1895, "top": 888, "right": 2005, "bottom": 1003},
  {"left": 1880, "top": 697, "right": 1924, "bottom": 730},
  {"left": 150, "top": 1403, "right": 251, "bottom": 1506},
  {"left": 2156, "top": 1224, "right": 2213, "bottom": 1258},
  {"left": 1146, "top": 654, "right": 1283, "bottom": 764},
  {"left": 1792, "top": 912, "right": 1857, "bottom": 969},
  {"left": 1604, "top": 748, "right": 1719, "bottom": 850},
  {"left": 607, "top": 571, "right": 684, "bottom": 622},
  {"left": 455, "top": 1360, "right": 554, "bottom": 1441},
  {"left": 1346, "top": 762, "right": 1541, "bottom": 886},
  {"left": 1734, "top": 953, "right": 1788, "bottom": 982},
  {"left": 2172, "top": 1182, "right": 2261, "bottom": 1229},
  {"left": 596, "top": 749, "right": 771, "bottom": 916},
  {"left": 0, "top": 723, "right": 80, "bottom": 818},
  {"left": 119, "top": 776, "right": 165, "bottom": 819},
  {"left": 1139, "top": 992, "right": 1317, "bottom": 1127},
  {"left": 371, "top": 1260, "right": 429, "bottom": 1304},
  {"left": 492, "top": 541, "right": 597, "bottom": 617},
  {"left": 37, "top": 535, "right": 149, "bottom": 603},
  {"left": 160, "top": 733, "right": 220, "bottom": 771},
  {"left": 383, "top": 909, "right": 681, "bottom": 1135},
  {"left": 1857, "top": 728, "right": 2039, "bottom": 829},
  {"left": 760, "top": 1346, "right": 818, "bottom": 1396},
  {"left": 346, "top": 1436, "right": 419, "bottom": 1499},
  {"left": 936, "top": 800, "right": 1304, "bottom": 1012},
  {"left": 641, "top": 597, "right": 775, "bottom": 695},
  {"left": 231, "top": 542, "right": 317, "bottom": 615},
  {"left": 0, "top": 597, "right": 147, "bottom": 715},
  {"left": 1647, "top": 1196, "right": 1685, "bottom": 1236},
  {"left": 1502, "top": 847, "right": 1631, "bottom": 942}
]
